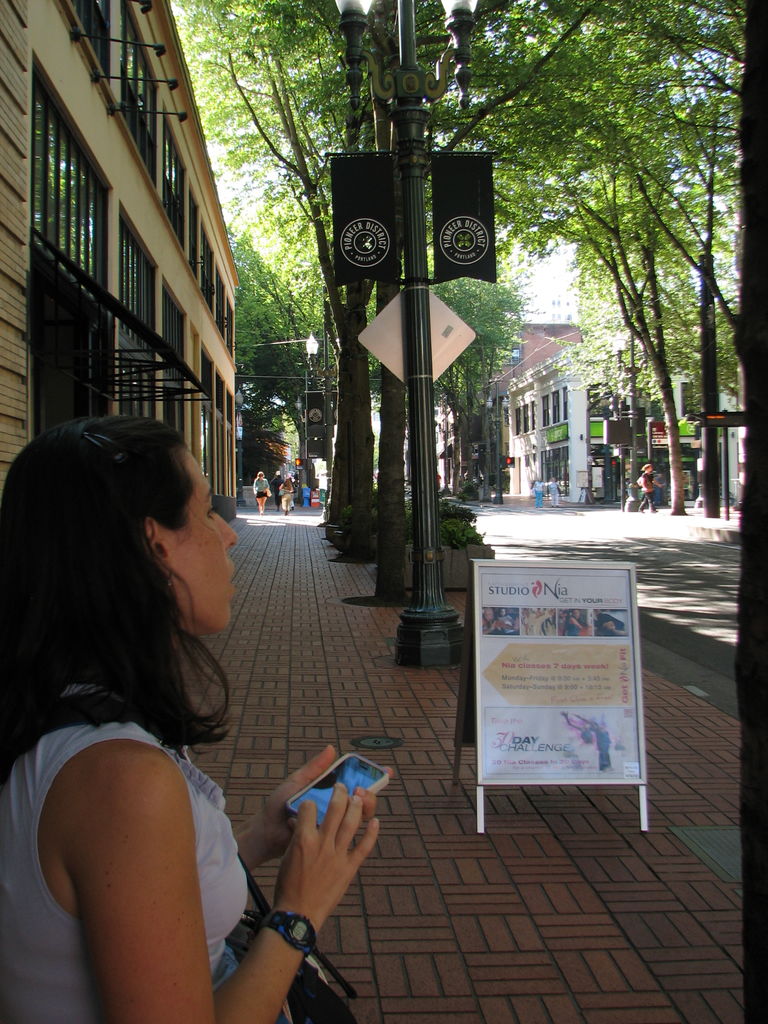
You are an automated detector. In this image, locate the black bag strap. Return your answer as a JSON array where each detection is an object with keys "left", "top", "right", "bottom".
[{"left": 44, "top": 691, "right": 148, "bottom": 733}]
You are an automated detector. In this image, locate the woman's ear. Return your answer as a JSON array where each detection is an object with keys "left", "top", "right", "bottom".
[{"left": 144, "top": 516, "right": 174, "bottom": 565}]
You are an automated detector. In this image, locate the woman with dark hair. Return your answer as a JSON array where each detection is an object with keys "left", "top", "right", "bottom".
[{"left": 0, "top": 416, "right": 380, "bottom": 1023}]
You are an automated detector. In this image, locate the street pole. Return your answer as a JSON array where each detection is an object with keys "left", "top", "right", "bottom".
[
  {"left": 392, "top": 0, "right": 461, "bottom": 665},
  {"left": 295, "top": 396, "right": 304, "bottom": 488},
  {"left": 323, "top": 299, "right": 335, "bottom": 482},
  {"left": 337, "top": 0, "right": 477, "bottom": 666}
]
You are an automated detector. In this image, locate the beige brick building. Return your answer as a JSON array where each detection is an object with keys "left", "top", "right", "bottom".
[{"left": 0, "top": 0, "right": 237, "bottom": 501}]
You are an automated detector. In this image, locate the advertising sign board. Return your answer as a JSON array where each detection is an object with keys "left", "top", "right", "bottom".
[{"left": 470, "top": 559, "right": 648, "bottom": 832}]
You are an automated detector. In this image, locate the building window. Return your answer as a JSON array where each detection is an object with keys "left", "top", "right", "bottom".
[
  {"left": 119, "top": 219, "right": 154, "bottom": 326},
  {"left": 74, "top": 0, "right": 109, "bottom": 71},
  {"left": 523, "top": 404, "right": 530, "bottom": 433},
  {"left": 200, "top": 230, "right": 214, "bottom": 310},
  {"left": 162, "top": 288, "right": 184, "bottom": 431},
  {"left": 542, "top": 394, "right": 550, "bottom": 427},
  {"left": 562, "top": 386, "right": 568, "bottom": 422},
  {"left": 120, "top": 1, "right": 157, "bottom": 178},
  {"left": 188, "top": 194, "right": 198, "bottom": 278},
  {"left": 552, "top": 389, "right": 561, "bottom": 423},
  {"left": 162, "top": 122, "right": 185, "bottom": 243},
  {"left": 215, "top": 372, "right": 225, "bottom": 493},
  {"left": 530, "top": 401, "right": 536, "bottom": 431},
  {"left": 225, "top": 389, "right": 234, "bottom": 495},
  {"left": 515, "top": 406, "right": 522, "bottom": 435},
  {"left": 118, "top": 220, "right": 154, "bottom": 416},
  {"left": 200, "top": 351, "right": 213, "bottom": 479},
  {"left": 162, "top": 286, "right": 184, "bottom": 357},
  {"left": 225, "top": 300, "right": 234, "bottom": 354},
  {"left": 542, "top": 445, "right": 570, "bottom": 495},
  {"left": 215, "top": 270, "right": 225, "bottom": 335},
  {"left": 31, "top": 78, "right": 107, "bottom": 283}
]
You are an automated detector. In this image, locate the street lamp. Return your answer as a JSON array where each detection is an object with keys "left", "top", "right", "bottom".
[
  {"left": 305, "top": 332, "right": 319, "bottom": 360},
  {"left": 336, "top": 0, "right": 478, "bottom": 666}
]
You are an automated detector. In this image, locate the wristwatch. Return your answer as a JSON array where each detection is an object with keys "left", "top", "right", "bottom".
[{"left": 261, "top": 909, "right": 316, "bottom": 955}]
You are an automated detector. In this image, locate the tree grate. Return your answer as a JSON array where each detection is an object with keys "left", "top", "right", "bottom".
[{"left": 669, "top": 826, "right": 741, "bottom": 883}]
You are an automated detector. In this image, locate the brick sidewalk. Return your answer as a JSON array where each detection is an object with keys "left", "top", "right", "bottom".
[{"left": 199, "top": 509, "right": 742, "bottom": 1024}]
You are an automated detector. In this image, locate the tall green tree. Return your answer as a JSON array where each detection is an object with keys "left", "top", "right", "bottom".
[
  {"left": 230, "top": 235, "right": 316, "bottom": 480},
  {"left": 459, "top": 0, "right": 743, "bottom": 515},
  {"left": 175, "top": 0, "right": 377, "bottom": 558},
  {"left": 176, "top": 0, "right": 742, "bottom": 536}
]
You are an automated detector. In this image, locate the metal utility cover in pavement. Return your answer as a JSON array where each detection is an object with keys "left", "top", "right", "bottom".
[
  {"left": 670, "top": 826, "right": 741, "bottom": 882},
  {"left": 350, "top": 736, "right": 403, "bottom": 750}
]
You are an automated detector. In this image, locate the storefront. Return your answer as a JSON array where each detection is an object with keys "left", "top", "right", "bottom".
[{"left": 540, "top": 423, "right": 570, "bottom": 493}]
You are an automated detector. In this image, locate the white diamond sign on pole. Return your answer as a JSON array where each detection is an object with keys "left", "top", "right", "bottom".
[{"left": 358, "top": 290, "right": 475, "bottom": 382}]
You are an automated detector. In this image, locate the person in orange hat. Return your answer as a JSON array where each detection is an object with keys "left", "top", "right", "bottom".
[{"left": 637, "top": 463, "right": 657, "bottom": 513}]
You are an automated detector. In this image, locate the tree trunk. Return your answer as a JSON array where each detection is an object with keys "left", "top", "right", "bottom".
[
  {"left": 329, "top": 282, "right": 374, "bottom": 560},
  {"left": 735, "top": 3, "right": 768, "bottom": 1019},
  {"left": 659, "top": 376, "right": 686, "bottom": 516}
]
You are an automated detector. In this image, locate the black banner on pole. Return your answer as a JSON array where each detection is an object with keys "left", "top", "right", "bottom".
[
  {"left": 331, "top": 154, "right": 398, "bottom": 285},
  {"left": 432, "top": 153, "right": 496, "bottom": 284},
  {"left": 305, "top": 391, "right": 325, "bottom": 428}
]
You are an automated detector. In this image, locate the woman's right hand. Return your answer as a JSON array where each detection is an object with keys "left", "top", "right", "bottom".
[{"left": 272, "top": 783, "right": 380, "bottom": 931}]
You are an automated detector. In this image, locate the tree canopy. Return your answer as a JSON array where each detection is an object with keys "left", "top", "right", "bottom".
[{"left": 174, "top": 0, "right": 744, "bottom": 519}]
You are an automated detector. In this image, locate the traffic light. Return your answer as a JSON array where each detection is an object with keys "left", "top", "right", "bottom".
[
  {"left": 503, "top": 456, "right": 514, "bottom": 467},
  {"left": 697, "top": 411, "right": 745, "bottom": 428},
  {"left": 295, "top": 457, "right": 304, "bottom": 467}
]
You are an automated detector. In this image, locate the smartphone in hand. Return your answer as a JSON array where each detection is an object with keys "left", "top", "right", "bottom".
[{"left": 286, "top": 753, "right": 389, "bottom": 824}]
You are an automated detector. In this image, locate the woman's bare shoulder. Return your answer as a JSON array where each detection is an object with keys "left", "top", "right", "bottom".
[
  {"left": 39, "top": 736, "right": 194, "bottom": 917},
  {"left": 53, "top": 736, "right": 187, "bottom": 816}
]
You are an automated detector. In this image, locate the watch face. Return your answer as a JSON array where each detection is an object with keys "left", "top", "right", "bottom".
[
  {"left": 308, "top": 407, "right": 323, "bottom": 423},
  {"left": 289, "top": 919, "right": 310, "bottom": 943},
  {"left": 267, "top": 909, "right": 315, "bottom": 952}
]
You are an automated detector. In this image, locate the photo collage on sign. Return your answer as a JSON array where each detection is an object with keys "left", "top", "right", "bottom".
[{"left": 482, "top": 605, "right": 629, "bottom": 639}]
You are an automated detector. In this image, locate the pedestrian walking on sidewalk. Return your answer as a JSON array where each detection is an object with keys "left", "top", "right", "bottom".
[
  {"left": 637, "top": 463, "right": 657, "bottom": 513},
  {"left": 548, "top": 478, "right": 560, "bottom": 507},
  {"left": 270, "top": 473, "right": 282, "bottom": 510},
  {"left": 532, "top": 479, "right": 545, "bottom": 508},
  {"left": 279, "top": 476, "right": 295, "bottom": 515},
  {"left": 0, "top": 416, "right": 381, "bottom": 1024},
  {"left": 253, "top": 471, "right": 270, "bottom": 514}
]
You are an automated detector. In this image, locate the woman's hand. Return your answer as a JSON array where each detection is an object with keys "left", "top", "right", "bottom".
[
  {"left": 237, "top": 746, "right": 384, "bottom": 869},
  {"left": 272, "top": 782, "right": 380, "bottom": 932}
]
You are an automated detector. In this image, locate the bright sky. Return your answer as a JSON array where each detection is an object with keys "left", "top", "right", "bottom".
[{"left": 524, "top": 248, "right": 578, "bottom": 323}]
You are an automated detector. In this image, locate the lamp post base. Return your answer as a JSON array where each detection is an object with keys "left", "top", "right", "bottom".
[
  {"left": 624, "top": 495, "right": 639, "bottom": 512},
  {"left": 395, "top": 612, "right": 463, "bottom": 666}
]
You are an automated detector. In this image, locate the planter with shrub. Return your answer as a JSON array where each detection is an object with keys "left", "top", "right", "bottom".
[{"left": 406, "top": 498, "right": 494, "bottom": 589}]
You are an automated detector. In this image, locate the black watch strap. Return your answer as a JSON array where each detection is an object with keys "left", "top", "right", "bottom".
[{"left": 261, "top": 909, "right": 316, "bottom": 955}]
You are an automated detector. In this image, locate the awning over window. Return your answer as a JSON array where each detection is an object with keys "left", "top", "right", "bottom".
[{"left": 31, "top": 234, "right": 207, "bottom": 402}]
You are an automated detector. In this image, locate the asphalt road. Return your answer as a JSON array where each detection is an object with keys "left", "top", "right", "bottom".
[{"left": 472, "top": 503, "right": 740, "bottom": 720}]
